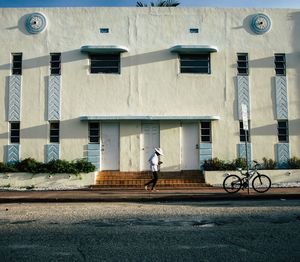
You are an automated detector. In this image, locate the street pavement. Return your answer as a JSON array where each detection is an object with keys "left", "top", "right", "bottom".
[
  {"left": 0, "top": 187, "right": 299, "bottom": 202},
  {"left": 1, "top": 200, "right": 300, "bottom": 261}
]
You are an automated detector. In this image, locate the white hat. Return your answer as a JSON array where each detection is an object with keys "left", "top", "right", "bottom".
[{"left": 155, "top": 147, "right": 164, "bottom": 155}]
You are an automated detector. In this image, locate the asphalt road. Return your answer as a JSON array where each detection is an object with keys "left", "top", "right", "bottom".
[{"left": 0, "top": 200, "right": 300, "bottom": 262}]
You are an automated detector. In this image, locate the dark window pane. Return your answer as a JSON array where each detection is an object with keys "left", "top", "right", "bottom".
[
  {"left": 90, "top": 137, "right": 99, "bottom": 143},
  {"left": 11, "top": 137, "right": 20, "bottom": 143},
  {"left": 201, "top": 136, "right": 211, "bottom": 142},
  {"left": 180, "top": 54, "right": 210, "bottom": 74},
  {"left": 10, "top": 122, "right": 20, "bottom": 144},
  {"left": 275, "top": 54, "right": 286, "bottom": 76},
  {"left": 50, "top": 136, "right": 59, "bottom": 143},
  {"left": 11, "top": 122, "right": 20, "bottom": 129},
  {"left": 201, "top": 122, "right": 210, "bottom": 128},
  {"left": 237, "top": 53, "right": 248, "bottom": 76},
  {"left": 50, "top": 54, "right": 61, "bottom": 75},
  {"left": 51, "top": 68, "right": 61, "bottom": 75},
  {"left": 89, "top": 123, "right": 99, "bottom": 129},
  {"left": 90, "top": 54, "right": 120, "bottom": 74},
  {"left": 90, "top": 130, "right": 99, "bottom": 136},
  {"left": 50, "top": 122, "right": 59, "bottom": 129},
  {"left": 50, "top": 122, "right": 60, "bottom": 143},
  {"left": 50, "top": 130, "right": 59, "bottom": 136},
  {"left": 12, "top": 54, "right": 22, "bottom": 75}
]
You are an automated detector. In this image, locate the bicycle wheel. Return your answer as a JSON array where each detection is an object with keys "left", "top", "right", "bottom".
[
  {"left": 223, "top": 174, "right": 242, "bottom": 193},
  {"left": 252, "top": 174, "right": 271, "bottom": 193}
]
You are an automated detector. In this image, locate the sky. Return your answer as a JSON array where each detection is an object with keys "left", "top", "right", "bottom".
[{"left": 0, "top": 0, "right": 300, "bottom": 8}]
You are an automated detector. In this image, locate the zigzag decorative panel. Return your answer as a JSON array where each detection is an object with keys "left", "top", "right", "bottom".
[
  {"left": 87, "top": 144, "right": 100, "bottom": 170},
  {"left": 8, "top": 75, "right": 22, "bottom": 121},
  {"left": 7, "top": 144, "right": 20, "bottom": 163},
  {"left": 275, "top": 76, "right": 288, "bottom": 120},
  {"left": 237, "top": 76, "right": 250, "bottom": 120},
  {"left": 199, "top": 143, "right": 212, "bottom": 170},
  {"left": 46, "top": 144, "right": 60, "bottom": 162},
  {"left": 276, "top": 143, "right": 290, "bottom": 168},
  {"left": 238, "top": 143, "right": 252, "bottom": 163},
  {"left": 48, "top": 75, "right": 61, "bottom": 121}
]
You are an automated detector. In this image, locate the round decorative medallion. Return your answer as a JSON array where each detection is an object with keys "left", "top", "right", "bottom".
[
  {"left": 251, "top": 13, "right": 271, "bottom": 34},
  {"left": 25, "top": 13, "right": 47, "bottom": 34}
]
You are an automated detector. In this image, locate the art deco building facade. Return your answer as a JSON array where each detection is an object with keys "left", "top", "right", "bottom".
[{"left": 0, "top": 7, "right": 299, "bottom": 171}]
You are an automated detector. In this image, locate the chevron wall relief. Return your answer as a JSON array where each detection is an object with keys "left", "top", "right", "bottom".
[
  {"left": 238, "top": 143, "right": 252, "bottom": 163},
  {"left": 275, "top": 76, "right": 288, "bottom": 120},
  {"left": 87, "top": 144, "right": 100, "bottom": 170},
  {"left": 7, "top": 144, "right": 20, "bottom": 163},
  {"left": 237, "top": 76, "right": 250, "bottom": 120},
  {"left": 46, "top": 143, "right": 60, "bottom": 162},
  {"left": 48, "top": 75, "right": 61, "bottom": 121},
  {"left": 276, "top": 143, "right": 290, "bottom": 168},
  {"left": 8, "top": 75, "right": 22, "bottom": 121},
  {"left": 199, "top": 143, "right": 212, "bottom": 170}
]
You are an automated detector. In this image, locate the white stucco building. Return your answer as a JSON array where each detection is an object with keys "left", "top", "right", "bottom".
[{"left": 0, "top": 7, "right": 299, "bottom": 171}]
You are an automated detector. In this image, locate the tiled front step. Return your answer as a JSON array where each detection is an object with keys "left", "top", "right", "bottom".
[
  {"left": 97, "top": 171, "right": 205, "bottom": 181},
  {"left": 91, "top": 183, "right": 210, "bottom": 189},
  {"left": 95, "top": 179, "right": 206, "bottom": 185},
  {"left": 94, "top": 171, "right": 209, "bottom": 189}
]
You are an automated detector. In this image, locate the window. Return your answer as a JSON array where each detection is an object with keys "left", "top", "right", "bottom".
[
  {"left": 201, "top": 122, "right": 211, "bottom": 142},
  {"left": 50, "top": 122, "right": 60, "bottom": 143},
  {"left": 12, "top": 53, "right": 22, "bottom": 75},
  {"left": 100, "top": 28, "right": 109, "bottom": 33},
  {"left": 50, "top": 53, "right": 61, "bottom": 75},
  {"left": 237, "top": 53, "right": 248, "bottom": 75},
  {"left": 10, "top": 122, "right": 20, "bottom": 143},
  {"left": 274, "top": 54, "right": 286, "bottom": 76},
  {"left": 239, "top": 121, "right": 250, "bottom": 142},
  {"left": 89, "top": 122, "right": 100, "bottom": 143},
  {"left": 90, "top": 54, "right": 120, "bottom": 74},
  {"left": 189, "top": 28, "right": 199, "bottom": 33},
  {"left": 278, "top": 120, "right": 289, "bottom": 142},
  {"left": 180, "top": 54, "right": 210, "bottom": 74}
]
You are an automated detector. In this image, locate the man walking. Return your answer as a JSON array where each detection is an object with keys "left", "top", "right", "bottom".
[{"left": 145, "top": 147, "right": 164, "bottom": 191}]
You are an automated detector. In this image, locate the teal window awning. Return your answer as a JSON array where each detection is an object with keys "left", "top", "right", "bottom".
[
  {"left": 170, "top": 45, "right": 218, "bottom": 54},
  {"left": 80, "top": 115, "right": 220, "bottom": 121},
  {"left": 81, "top": 45, "right": 129, "bottom": 54}
]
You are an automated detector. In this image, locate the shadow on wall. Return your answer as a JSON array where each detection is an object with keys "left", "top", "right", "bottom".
[
  {"left": 251, "top": 119, "right": 300, "bottom": 136},
  {"left": 0, "top": 49, "right": 175, "bottom": 71},
  {"left": 0, "top": 50, "right": 84, "bottom": 71},
  {"left": 0, "top": 118, "right": 87, "bottom": 140}
]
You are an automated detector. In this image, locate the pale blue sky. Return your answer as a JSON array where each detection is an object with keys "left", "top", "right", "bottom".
[{"left": 0, "top": 0, "right": 300, "bottom": 8}]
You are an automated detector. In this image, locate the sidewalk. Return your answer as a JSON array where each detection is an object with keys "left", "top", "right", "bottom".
[{"left": 0, "top": 187, "right": 299, "bottom": 203}]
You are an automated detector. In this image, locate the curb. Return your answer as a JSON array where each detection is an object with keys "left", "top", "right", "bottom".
[{"left": 0, "top": 192, "right": 299, "bottom": 203}]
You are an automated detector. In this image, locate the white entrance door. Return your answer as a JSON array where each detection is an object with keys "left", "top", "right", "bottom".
[
  {"left": 181, "top": 123, "right": 199, "bottom": 170},
  {"left": 101, "top": 123, "right": 119, "bottom": 171},
  {"left": 141, "top": 123, "right": 159, "bottom": 171}
]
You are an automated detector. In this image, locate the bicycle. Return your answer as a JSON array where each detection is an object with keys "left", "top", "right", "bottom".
[{"left": 223, "top": 161, "right": 271, "bottom": 193}]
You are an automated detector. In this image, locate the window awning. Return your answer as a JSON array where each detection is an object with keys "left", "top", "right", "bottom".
[
  {"left": 80, "top": 115, "right": 220, "bottom": 121},
  {"left": 170, "top": 45, "right": 218, "bottom": 54},
  {"left": 81, "top": 45, "right": 129, "bottom": 54}
]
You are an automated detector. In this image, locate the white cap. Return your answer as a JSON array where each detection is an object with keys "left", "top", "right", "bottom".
[{"left": 155, "top": 147, "right": 164, "bottom": 155}]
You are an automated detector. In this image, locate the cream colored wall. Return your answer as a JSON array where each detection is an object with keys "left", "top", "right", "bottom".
[{"left": 0, "top": 7, "right": 299, "bottom": 166}]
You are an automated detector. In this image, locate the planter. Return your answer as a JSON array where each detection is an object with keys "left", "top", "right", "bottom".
[
  {"left": 0, "top": 172, "right": 97, "bottom": 190},
  {"left": 204, "top": 169, "right": 300, "bottom": 187}
]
